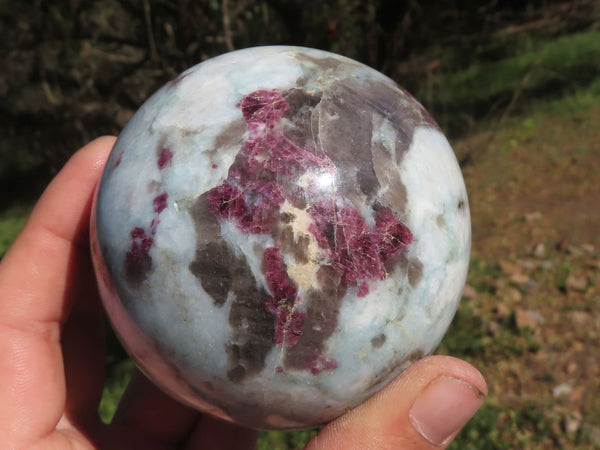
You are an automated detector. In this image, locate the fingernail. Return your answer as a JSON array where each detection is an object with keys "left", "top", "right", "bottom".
[{"left": 409, "top": 376, "right": 485, "bottom": 446}]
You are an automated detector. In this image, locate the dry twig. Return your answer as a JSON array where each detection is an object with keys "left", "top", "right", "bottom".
[
  {"left": 222, "top": 0, "right": 235, "bottom": 51},
  {"left": 144, "top": 0, "right": 159, "bottom": 66}
]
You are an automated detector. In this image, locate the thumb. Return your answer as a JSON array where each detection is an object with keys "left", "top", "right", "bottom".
[{"left": 307, "top": 355, "right": 487, "bottom": 449}]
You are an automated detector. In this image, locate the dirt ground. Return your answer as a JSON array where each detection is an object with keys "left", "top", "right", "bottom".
[{"left": 452, "top": 103, "right": 600, "bottom": 447}]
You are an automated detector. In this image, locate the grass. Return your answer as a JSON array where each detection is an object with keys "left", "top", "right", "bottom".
[
  {"left": 0, "top": 203, "right": 32, "bottom": 258},
  {"left": 257, "top": 429, "right": 319, "bottom": 450},
  {"left": 98, "top": 358, "right": 135, "bottom": 423},
  {"left": 467, "top": 258, "right": 503, "bottom": 294},
  {"left": 448, "top": 402, "right": 507, "bottom": 450},
  {"left": 420, "top": 30, "right": 600, "bottom": 133}
]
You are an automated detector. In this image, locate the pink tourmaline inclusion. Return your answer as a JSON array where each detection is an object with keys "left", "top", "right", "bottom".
[
  {"left": 206, "top": 89, "right": 413, "bottom": 362},
  {"left": 263, "top": 247, "right": 305, "bottom": 347},
  {"left": 125, "top": 149, "right": 173, "bottom": 278},
  {"left": 157, "top": 147, "right": 173, "bottom": 170}
]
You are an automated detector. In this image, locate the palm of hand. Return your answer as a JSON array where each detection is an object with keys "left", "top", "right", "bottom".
[{"left": 0, "top": 137, "right": 485, "bottom": 450}]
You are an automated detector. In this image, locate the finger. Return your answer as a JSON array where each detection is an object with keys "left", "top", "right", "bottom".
[
  {"left": 0, "top": 136, "right": 114, "bottom": 445},
  {"left": 61, "top": 137, "right": 115, "bottom": 424},
  {"left": 110, "top": 370, "right": 199, "bottom": 446},
  {"left": 306, "top": 355, "right": 487, "bottom": 450},
  {"left": 110, "top": 371, "right": 257, "bottom": 449},
  {"left": 183, "top": 415, "right": 257, "bottom": 450},
  {"left": 60, "top": 248, "right": 107, "bottom": 423}
]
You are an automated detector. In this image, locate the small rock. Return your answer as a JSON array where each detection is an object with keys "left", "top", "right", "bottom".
[
  {"left": 461, "top": 284, "right": 478, "bottom": 299},
  {"left": 566, "top": 274, "right": 588, "bottom": 292},
  {"left": 519, "top": 259, "right": 537, "bottom": 270},
  {"left": 524, "top": 211, "right": 542, "bottom": 222},
  {"left": 563, "top": 411, "right": 582, "bottom": 435},
  {"left": 493, "top": 278, "right": 508, "bottom": 290},
  {"left": 510, "top": 273, "right": 531, "bottom": 286},
  {"left": 533, "top": 243, "right": 546, "bottom": 258},
  {"left": 568, "top": 246, "right": 587, "bottom": 257},
  {"left": 581, "top": 243, "right": 595, "bottom": 254},
  {"left": 493, "top": 302, "right": 512, "bottom": 318},
  {"left": 498, "top": 286, "right": 522, "bottom": 302},
  {"left": 572, "top": 341, "right": 584, "bottom": 352},
  {"left": 539, "top": 260, "right": 553, "bottom": 270},
  {"left": 585, "top": 259, "right": 600, "bottom": 270},
  {"left": 552, "top": 382, "right": 573, "bottom": 398},
  {"left": 522, "top": 279, "right": 538, "bottom": 292},
  {"left": 527, "top": 310, "right": 545, "bottom": 325},
  {"left": 587, "top": 357, "right": 599, "bottom": 377},
  {"left": 500, "top": 260, "right": 522, "bottom": 276},
  {"left": 515, "top": 308, "right": 543, "bottom": 329},
  {"left": 569, "top": 387, "right": 583, "bottom": 403},
  {"left": 568, "top": 311, "right": 591, "bottom": 326},
  {"left": 487, "top": 320, "right": 500, "bottom": 336},
  {"left": 567, "top": 361, "right": 578, "bottom": 374}
]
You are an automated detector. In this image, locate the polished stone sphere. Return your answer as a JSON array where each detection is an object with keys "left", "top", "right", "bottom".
[{"left": 90, "top": 46, "right": 470, "bottom": 430}]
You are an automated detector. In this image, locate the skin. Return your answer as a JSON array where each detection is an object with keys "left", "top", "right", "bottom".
[{"left": 0, "top": 136, "right": 487, "bottom": 449}]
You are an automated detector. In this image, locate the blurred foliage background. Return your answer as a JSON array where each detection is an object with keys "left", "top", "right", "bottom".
[
  {"left": 1, "top": 0, "right": 599, "bottom": 448},
  {"left": 2, "top": 0, "right": 599, "bottom": 189}
]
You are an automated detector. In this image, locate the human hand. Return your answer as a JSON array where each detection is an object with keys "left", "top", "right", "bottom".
[{"left": 0, "top": 137, "right": 486, "bottom": 449}]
